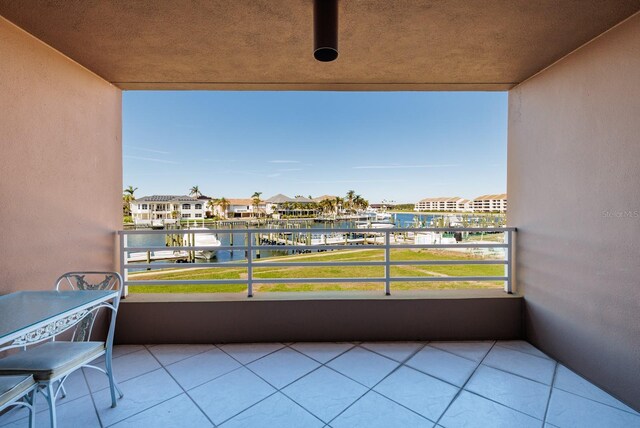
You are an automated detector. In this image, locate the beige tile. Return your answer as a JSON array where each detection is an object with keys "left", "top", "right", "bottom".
[
  {"left": 374, "top": 366, "right": 459, "bottom": 422},
  {"left": 406, "top": 346, "right": 478, "bottom": 387},
  {"left": 546, "top": 389, "right": 640, "bottom": 428},
  {"left": 165, "top": 347, "right": 241, "bottom": 390},
  {"left": 247, "top": 348, "right": 320, "bottom": 388},
  {"left": 189, "top": 367, "right": 275, "bottom": 425},
  {"left": 283, "top": 366, "right": 367, "bottom": 423},
  {"left": 327, "top": 347, "right": 399, "bottom": 388},
  {"left": 440, "top": 391, "right": 541, "bottom": 428},
  {"left": 290, "top": 342, "right": 354, "bottom": 363},
  {"left": 331, "top": 391, "right": 433, "bottom": 428},
  {"left": 217, "top": 343, "right": 284, "bottom": 365},
  {"left": 221, "top": 392, "right": 323, "bottom": 428}
]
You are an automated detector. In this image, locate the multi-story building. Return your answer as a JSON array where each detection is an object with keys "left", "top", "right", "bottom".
[
  {"left": 414, "top": 197, "right": 472, "bottom": 212},
  {"left": 130, "top": 195, "right": 207, "bottom": 222},
  {"left": 211, "top": 199, "right": 267, "bottom": 218},
  {"left": 472, "top": 194, "right": 507, "bottom": 212}
]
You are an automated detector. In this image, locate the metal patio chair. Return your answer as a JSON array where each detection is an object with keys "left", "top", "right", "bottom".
[
  {"left": 0, "top": 272, "right": 124, "bottom": 428},
  {"left": 0, "top": 375, "right": 37, "bottom": 428}
]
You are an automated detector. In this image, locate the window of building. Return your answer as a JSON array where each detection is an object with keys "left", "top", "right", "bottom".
[
  {"left": 195, "top": 204, "right": 202, "bottom": 209},
  {"left": 182, "top": 204, "right": 191, "bottom": 209},
  {"left": 181, "top": 213, "right": 191, "bottom": 218},
  {"left": 195, "top": 213, "right": 202, "bottom": 218},
  {"left": 141, "top": 204, "right": 148, "bottom": 210}
]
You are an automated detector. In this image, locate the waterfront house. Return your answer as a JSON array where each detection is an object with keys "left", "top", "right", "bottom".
[
  {"left": 212, "top": 198, "right": 266, "bottom": 218},
  {"left": 1, "top": 2, "right": 639, "bottom": 425},
  {"left": 130, "top": 195, "right": 207, "bottom": 222}
]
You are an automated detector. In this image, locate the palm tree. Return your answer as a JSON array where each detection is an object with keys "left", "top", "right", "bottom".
[
  {"left": 214, "top": 197, "right": 230, "bottom": 218},
  {"left": 189, "top": 185, "right": 201, "bottom": 198},
  {"left": 124, "top": 185, "right": 137, "bottom": 198},
  {"left": 346, "top": 190, "right": 356, "bottom": 211},
  {"left": 251, "top": 191, "right": 262, "bottom": 217},
  {"left": 122, "top": 185, "right": 138, "bottom": 216},
  {"left": 353, "top": 195, "right": 368, "bottom": 211}
]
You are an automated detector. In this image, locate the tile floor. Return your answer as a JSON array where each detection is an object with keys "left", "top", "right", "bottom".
[{"left": 0, "top": 341, "right": 638, "bottom": 427}]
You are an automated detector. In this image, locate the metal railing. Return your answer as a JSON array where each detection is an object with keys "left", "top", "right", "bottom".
[{"left": 117, "top": 227, "right": 516, "bottom": 297}]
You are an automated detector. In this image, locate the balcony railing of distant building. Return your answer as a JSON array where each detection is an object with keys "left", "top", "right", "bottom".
[{"left": 118, "top": 227, "right": 516, "bottom": 297}]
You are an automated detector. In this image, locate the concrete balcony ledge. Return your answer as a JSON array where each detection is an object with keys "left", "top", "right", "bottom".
[
  {"left": 122, "top": 288, "right": 518, "bottom": 302},
  {"left": 115, "top": 290, "right": 522, "bottom": 344}
]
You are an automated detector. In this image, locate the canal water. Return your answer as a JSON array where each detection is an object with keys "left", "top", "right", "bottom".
[{"left": 125, "top": 212, "right": 505, "bottom": 267}]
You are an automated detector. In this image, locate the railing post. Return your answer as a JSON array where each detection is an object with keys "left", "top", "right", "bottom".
[
  {"left": 247, "top": 231, "right": 254, "bottom": 298},
  {"left": 384, "top": 230, "right": 391, "bottom": 296},
  {"left": 119, "top": 233, "right": 128, "bottom": 298},
  {"left": 505, "top": 230, "right": 513, "bottom": 294}
]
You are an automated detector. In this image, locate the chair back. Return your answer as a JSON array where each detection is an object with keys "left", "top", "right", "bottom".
[{"left": 54, "top": 272, "right": 122, "bottom": 344}]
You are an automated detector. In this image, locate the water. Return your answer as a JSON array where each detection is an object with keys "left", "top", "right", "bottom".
[{"left": 126, "top": 212, "right": 505, "bottom": 269}]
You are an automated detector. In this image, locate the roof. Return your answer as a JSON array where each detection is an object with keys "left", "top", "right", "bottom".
[
  {"left": 1, "top": 2, "right": 637, "bottom": 91},
  {"left": 474, "top": 194, "right": 507, "bottom": 201},
  {"left": 292, "top": 196, "right": 314, "bottom": 203},
  {"left": 312, "top": 195, "right": 337, "bottom": 202},
  {"left": 224, "top": 199, "right": 264, "bottom": 206},
  {"left": 266, "top": 194, "right": 294, "bottom": 203},
  {"left": 134, "top": 195, "right": 200, "bottom": 203},
  {"left": 417, "top": 197, "right": 465, "bottom": 203}
]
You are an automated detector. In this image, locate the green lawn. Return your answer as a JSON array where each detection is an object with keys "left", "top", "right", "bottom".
[{"left": 128, "top": 248, "right": 504, "bottom": 293}]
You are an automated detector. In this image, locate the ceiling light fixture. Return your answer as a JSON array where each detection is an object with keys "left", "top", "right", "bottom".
[{"left": 313, "top": 0, "right": 338, "bottom": 62}]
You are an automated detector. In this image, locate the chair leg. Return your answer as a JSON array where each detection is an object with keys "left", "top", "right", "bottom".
[
  {"left": 105, "top": 354, "right": 124, "bottom": 407},
  {"left": 59, "top": 382, "right": 67, "bottom": 399},
  {"left": 26, "top": 388, "right": 36, "bottom": 428},
  {"left": 44, "top": 383, "right": 57, "bottom": 428}
]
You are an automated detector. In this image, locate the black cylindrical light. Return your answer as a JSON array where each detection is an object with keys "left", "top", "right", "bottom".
[{"left": 314, "top": 0, "right": 338, "bottom": 62}]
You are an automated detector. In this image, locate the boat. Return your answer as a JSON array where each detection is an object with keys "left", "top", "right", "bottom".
[
  {"left": 183, "top": 227, "right": 221, "bottom": 260},
  {"left": 355, "top": 217, "right": 395, "bottom": 229}
]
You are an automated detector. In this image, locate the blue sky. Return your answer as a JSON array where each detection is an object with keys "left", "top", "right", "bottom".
[{"left": 123, "top": 91, "right": 507, "bottom": 203}]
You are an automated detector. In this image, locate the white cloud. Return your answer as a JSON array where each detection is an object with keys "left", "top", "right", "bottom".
[
  {"left": 124, "top": 145, "right": 171, "bottom": 155},
  {"left": 123, "top": 155, "right": 179, "bottom": 164}
]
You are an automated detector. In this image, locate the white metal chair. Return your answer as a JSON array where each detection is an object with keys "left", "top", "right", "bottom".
[
  {"left": 0, "top": 272, "right": 124, "bottom": 428},
  {"left": 0, "top": 375, "right": 37, "bottom": 428}
]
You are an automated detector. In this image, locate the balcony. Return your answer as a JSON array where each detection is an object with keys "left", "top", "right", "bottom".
[
  {"left": 1, "top": 342, "right": 638, "bottom": 427},
  {"left": 1, "top": 0, "right": 639, "bottom": 423}
]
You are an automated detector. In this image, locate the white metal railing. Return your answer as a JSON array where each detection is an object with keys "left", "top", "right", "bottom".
[{"left": 118, "top": 227, "right": 516, "bottom": 297}]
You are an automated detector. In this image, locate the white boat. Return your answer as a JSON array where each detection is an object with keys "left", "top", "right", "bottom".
[
  {"left": 355, "top": 220, "right": 395, "bottom": 229},
  {"left": 183, "top": 227, "right": 221, "bottom": 260}
]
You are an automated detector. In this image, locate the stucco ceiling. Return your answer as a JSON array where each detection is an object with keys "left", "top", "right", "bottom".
[{"left": 0, "top": 1, "right": 638, "bottom": 90}]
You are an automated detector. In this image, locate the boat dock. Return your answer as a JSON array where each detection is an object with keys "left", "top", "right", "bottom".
[{"left": 126, "top": 250, "right": 189, "bottom": 263}]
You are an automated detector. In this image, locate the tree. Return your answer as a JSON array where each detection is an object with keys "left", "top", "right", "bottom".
[
  {"left": 346, "top": 190, "right": 356, "bottom": 211},
  {"left": 251, "top": 191, "right": 262, "bottom": 217},
  {"left": 189, "top": 185, "right": 201, "bottom": 198},
  {"left": 353, "top": 194, "right": 368, "bottom": 211},
  {"left": 214, "top": 197, "right": 230, "bottom": 218},
  {"left": 122, "top": 185, "right": 138, "bottom": 216}
]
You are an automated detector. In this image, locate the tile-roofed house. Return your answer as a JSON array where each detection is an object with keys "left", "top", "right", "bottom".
[
  {"left": 130, "top": 195, "right": 207, "bottom": 223},
  {"left": 312, "top": 195, "right": 337, "bottom": 202},
  {"left": 265, "top": 194, "right": 294, "bottom": 204},
  {"left": 210, "top": 198, "right": 266, "bottom": 218}
]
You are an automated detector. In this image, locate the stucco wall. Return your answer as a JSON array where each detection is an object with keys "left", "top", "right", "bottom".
[
  {"left": 508, "top": 14, "right": 640, "bottom": 409},
  {"left": 0, "top": 17, "right": 121, "bottom": 293}
]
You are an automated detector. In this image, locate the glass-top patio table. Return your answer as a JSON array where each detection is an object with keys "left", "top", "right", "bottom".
[{"left": 0, "top": 290, "right": 118, "bottom": 347}]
